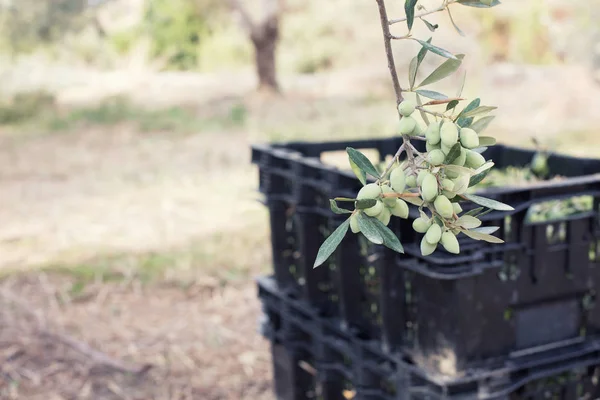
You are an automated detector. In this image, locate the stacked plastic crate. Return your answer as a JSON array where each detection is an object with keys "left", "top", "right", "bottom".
[{"left": 252, "top": 136, "right": 600, "bottom": 399}]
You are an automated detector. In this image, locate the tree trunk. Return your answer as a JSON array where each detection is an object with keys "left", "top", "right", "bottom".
[{"left": 251, "top": 15, "right": 280, "bottom": 93}]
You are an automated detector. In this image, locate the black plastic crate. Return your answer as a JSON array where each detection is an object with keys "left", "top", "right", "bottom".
[
  {"left": 258, "top": 275, "right": 600, "bottom": 400},
  {"left": 252, "top": 137, "right": 600, "bottom": 372}
]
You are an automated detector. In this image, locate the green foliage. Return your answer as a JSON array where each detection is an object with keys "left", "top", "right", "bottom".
[
  {"left": 141, "top": 0, "right": 216, "bottom": 70},
  {"left": 0, "top": 91, "right": 55, "bottom": 125},
  {"left": 0, "top": 0, "right": 89, "bottom": 53},
  {"left": 312, "top": 0, "right": 511, "bottom": 267}
]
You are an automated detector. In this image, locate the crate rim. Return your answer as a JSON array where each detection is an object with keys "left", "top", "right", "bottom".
[{"left": 251, "top": 137, "right": 600, "bottom": 196}]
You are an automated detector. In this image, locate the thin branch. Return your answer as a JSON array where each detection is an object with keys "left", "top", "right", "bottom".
[
  {"left": 375, "top": 0, "right": 404, "bottom": 106},
  {"left": 416, "top": 106, "right": 452, "bottom": 119},
  {"left": 377, "top": 143, "right": 405, "bottom": 184},
  {"left": 389, "top": 0, "right": 457, "bottom": 25}
]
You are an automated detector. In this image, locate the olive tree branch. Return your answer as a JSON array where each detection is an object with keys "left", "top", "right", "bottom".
[
  {"left": 375, "top": 0, "right": 404, "bottom": 106},
  {"left": 389, "top": 0, "right": 458, "bottom": 25}
]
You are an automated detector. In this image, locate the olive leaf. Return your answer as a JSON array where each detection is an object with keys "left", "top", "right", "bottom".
[
  {"left": 463, "top": 229, "right": 504, "bottom": 243},
  {"left": 414, "top": 39, "right": 457, "bottom": 60},
  {"left": 462, "top": 194, "right": 514, "bottom": 211},
  {"left": 418, "top": 54, "right": 465, "bottom": 87},
  {"left": 456, "top": 215, "right": 482, "bottom": 229},
  {"left": 409, "top": 37, "right": 432, "bottom": 89},
  {"left": 479, "top": 136, "right": 497, "bottom": 146},
  {"left": 444, "top": 164, "right": 476, "bottom": 176},
  {"left": 473, "top": 226, "right": 500, "bottom": 234},
  {"left": 330, "top": 200, "right": 353, "bottom": 215},
  {"left": 464, "top": 207, "right": 485, "bottom": 216},
  {"left": 415, "top": 90, "right": 448, "bottom": 100},
  {"left": 455, "top": 98, "right": 480, "bottom": 122},
  {"left": 415, "top": 94, "right": 430, "bottom": 125},
  {"left": 446, "top": 100, "right": 460, "bottom": 112},
  {"left": 357, "top": 213, "right": 384, "bottom": 245},
  {"left": 447, "top": 7, "right": 465, "bottom": 36},
  {"left": 405, "top": 0, "right": 418, "bottom": 31},
  {"left": 445, "top": 143, "right": 462, "bottom": 164},
  {"left": 421, "top": 18, "right": 439, "bottom": 32},
  {"left": 458, "top": 0, "right": 502, "bottom": 8},
  {"left": 469, "top": 169, "right": 490, "bottom": 187},
  {"left": 346, "top": 147, "right": 380, "bottom": 179},
  {"left": 462, "top": 106, "right": 497, "bottom": 119},
  {"left": 470, "top": 116, "right": 495, "bottom": 133},
  {"left": 356, "top": 199, "right": 378, "bottom": 210},
  {"left": 370, "top": 218, "right": 404, "bottom": 253},
  {"left": 457, "top": 117, "right": 474, "bottom": 128},
  {"left": 313, "top": 219, "right": 350, "bottom": 268},
  {"left": 349, "top": 159, "right": 367, "bottom": 185}
]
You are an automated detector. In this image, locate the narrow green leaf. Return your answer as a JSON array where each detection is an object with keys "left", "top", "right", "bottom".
[
  {"left": 418, "top": 54, "right": 464, "bottom": 87},
  {"left": 421, "top": 18, "right": 439, "bottom": 32},
  {"left": 357, "top": 213, "right": 384, "bottom": 245},
  {"left": 405, "top": 0, "right": 418, "bottom": 31},
  {"left": 349, "top": 159, "right": 367, "bottom": 185},
  {"left": 414, "top": 39, "right": 458, "bottom": 61},
  {"left": 478, "top": 136, "right": 497, "bottom": 146},
  {"left": 456, "top": 117, "right": 474, "bottom": 128},
  {"left": 463, "top": 229, "right": 504, "bottom": 243},
  {"left": 330, "top": 200, "right": 352, "bottom": 215},
  {"left": 415, "top": 90, "right": 448, "bottom": 100},
  {"left": 462, "top": 106, "right": 497, "bottom": 119},
  {"left": 455, "top": 98, "right": 480, "bottom": 120},
  {"left": 473, "top": 226, "right": 500, "bottom": 234},
  {"left": 417, "top": 38, "right": 431, "bottom": 65},
  {"left": 473, "top": 161, "right": 494, "bottom": 175},
  {"left": 445, "top": 164, "right": 476, "bottom": 176},
  {"left": 408, "top": 57, "right": 418, "bottom": 90},
  {"left": 371, "top": 218, "right": 404, "bottom": 253},
  {"left": 313, "top": 219, "right": 350, "bottom": 268},
  {"left": 456, "top": 71, "right": 467, "bottom": 98},
  {"left": 445, "top": 143, "right": 462, "bottom": 164},
  {"left": 446, "top": 100, "right": 460, "bottom": 112},
  {"left": 458, "top": 0, "right": 502, "bottom": 8},
  {"left": 404, "top": 196, "right": 424, "bottom": 206},
  {"left": 457, "top": 215, "right": 482, "bottom": 229},
  {"left": 464, "top": 207, "right": 484, "bottom": 216},
  {"left": 470, "top": 116, "right": 495, "bottom": 133},
  {"left": 356, "top": 199, "right": 378, "bottom": 210},
  {"left": 416, "top": 94, "right": 430, "bottom": 125},
  {"left": 347, "top": 147, "right": 380, "bottom": 178},
  {"left": 447, "top": 7, "right": 465, "bottom": 36},
  {"left": 468, "top": 170, "right": 489, "bottom": 187},
  {"left": 462, "top": 194, "right": 514, "bottom": 211}
]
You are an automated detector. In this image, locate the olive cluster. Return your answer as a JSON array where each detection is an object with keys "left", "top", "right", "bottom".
[{"left": 351, "top": 99, "right": 492, "bottom": 256}]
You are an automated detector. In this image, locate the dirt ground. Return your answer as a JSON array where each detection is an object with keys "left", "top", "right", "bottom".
[{"left": 1, "top": 59, "right": 600, "bottom": 399}]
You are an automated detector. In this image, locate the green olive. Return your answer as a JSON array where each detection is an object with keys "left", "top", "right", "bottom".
[
  {"left": 434, "top": 195, "right": 453, "bottom": 219},
  {"left": 364, "top": 200, "right": 384, "bottom": 217},
  {"left": 381, "top": 185, "right": 398, "bottom": 207},
  {"left": 398, "top": 116, "right": 417, "bottom": 135},
  {"left": 425, "top": 224, "right": 442, "bottom": 244},
  {"left": 460, "top": 128, "right": 480, "bottom": 149},
  {"left": 452, "top": 203, "right": 463, "bottom": 214},
  {"left": 398, "top": 100, "right": 416, "bottom": 117},
  {"left": 421, "top": 173, "right": 439, "bottom": 202},
  {"left": 465, "top": 150, "right": 486, "bottom": 169},
  {"left": 426, "top": 122, "right": 441, "bottom": 145},
  {"left": 413, "top": 217, "right": 431, "bottom": 233},
  {"left": 390, "top": 167, "right": 407, "bottom": 194},
  {"left": 377, "top": 207, "right": 392, "bottom": 225},
  {"left": 391, "top": 199, "right": 409, "bottom": 218},
  {"left": 357, "top": 183, "right": 381, "bottom": 200},
  {"left": 421, "top": 236, "right": 437, "bottom": 256},
  {"left": 440, "top": 122, "right": 459, "bottom": 147},
  {"left": 441, "top": 231, "right": 460, "bottom": 254},
  {"left": 406, "top": 175, "right": 417, "bottom": 188},
  {"left": 428, "top": 149, "right": 446, "bottom": 166}
]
